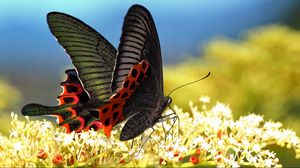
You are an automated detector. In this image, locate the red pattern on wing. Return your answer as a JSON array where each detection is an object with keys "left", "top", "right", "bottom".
[
  {"left": 84, "top": 121, "right": 103, "bottom": 132},
  {"left": 55, "top": 70, "right": 89, "bottom": 133},
  {"left": 57, "top": 83, "right": 82, "bottom": 105},
  {"left": 98, "top": 60, "right": 150, "bottom": 137}
]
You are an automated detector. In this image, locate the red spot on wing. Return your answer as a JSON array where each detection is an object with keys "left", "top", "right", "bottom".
[
  {"left": 57, "top": 94, "right": 79, "bottom": 106},
  {"left": 54, "top": 115, "right": 64, "bottom": 125},
  {"left": 84, "top": 121, "right": 103, "bottom": 131},
  {"left": 99, "top": 60, "right": 150, "bottom": 138},
  {"left": 52, "top": 70, "right": 91, "bottom": 133},
  {"left": 58, "top": 83, "right": 84, "bottom": 106},
  {"left": 99, "top": 101, "right": 126, "bottom": 137},
  {"left": 52, "top": 107, "right": 80, "bottom": 133},
  {"left": 62, "top": 123, "right": 71, "bottom": 133},
  {"left": 57, "top": 69, "right": 89, "bottom": 106},
  {"left": 59, "top": 116, "right": 85, "bottom": 133},
  {"left": 74, "top": 117, "right": 85, "bottom": 133}
]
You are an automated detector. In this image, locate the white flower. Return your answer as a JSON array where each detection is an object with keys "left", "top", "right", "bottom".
[
  {"left": 211, "top": 102, "right": 232, "bottom": 118},
  {"left": 264, "top": 159, "right": 274, "bottom": 167},
  {"left": 252, "top": 144, "right": 261, "bottom": 152},
  {"left": 40, "top": 121, "right": 52, "bottom": 130},
  {"left": 13, "top": 142, "right": 22, "bottom": 151},
  {"left": 165, "top": 151, "right": 174, "bottom": 159},
  {"left": 90, "top": 130, "right": 98, "bottom": 137},
  {"left": 240, "top": 114, "right": 263, "bottom": 127},
  {"left": 9, "top": 130, "right": 18, "bottom": 138},
  {"left": 1, "top": 97, "right": 300, "bottom": 167},
  {"left": 178, "top": 146, "right": 188, "bottom": 153},
  {"left": 62, "top": 132, "right": 75, "bottom": 146},
  {"left": 192, "top": 136, "right": 204, "bottom": 144},
  {"left": 199, "top": 96, "right": 210, "bottom": 103},
  {"left": 231, "top": 161, "right": 240, "bottom": 167},
  {"left": 201, "top": 141, "right": 212, "bottom": 151},
  {"left": 217, "top": 139, "right": 225, "bottom": 147},
  {"left": 79, "top": 132, "right": 89, "bottom": 141}
]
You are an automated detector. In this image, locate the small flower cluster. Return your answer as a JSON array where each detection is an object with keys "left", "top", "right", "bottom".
[
  {"left": 0, "top": 97, "right": 299, "bottom": 167},
  {"left": 157, "top": 98, "right": 300, "bottom": 167}
]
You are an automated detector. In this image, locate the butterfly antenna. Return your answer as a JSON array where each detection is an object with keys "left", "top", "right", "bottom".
[{"left": 167, "top": 72, "right": 211, "bottom": 96}]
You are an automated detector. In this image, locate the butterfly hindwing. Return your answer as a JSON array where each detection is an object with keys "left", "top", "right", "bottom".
[
  {"left": 58, "top": 69, "right": 89, "bottom": 106},
  {"left": 22, "top": 69, "right": 102, "bottom": 133},
  {"left": 99, "top": 60, "right": 150, "bottom": 137}
]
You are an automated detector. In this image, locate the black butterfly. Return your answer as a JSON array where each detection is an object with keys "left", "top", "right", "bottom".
[{"left": 22, "top": 4, "right": 173, "bottom": 141}]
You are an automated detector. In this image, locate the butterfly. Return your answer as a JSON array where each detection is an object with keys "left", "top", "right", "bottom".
[{"left": 22, "top": 4, "right": 173, "bottom": 141}]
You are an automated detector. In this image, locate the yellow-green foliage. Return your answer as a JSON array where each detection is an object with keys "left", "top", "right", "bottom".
[
  {"left": 1, "top": 99, "right": 300, "bottom": 167},
  {"left": 164, "top": 25, "right": 300, "bottom": 132},
  {"left": 0, "top": 77, "right": 22, "bottom": 111},
  {"left": 0, "top": 77, "right": 22, "bottom": 134}
]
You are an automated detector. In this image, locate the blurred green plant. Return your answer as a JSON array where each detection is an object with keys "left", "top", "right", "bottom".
[
  {"left": 1, "top": 98, "right": 299, "bottom": 167},
  {"left": 0, "top": 77, "right": 22, "bottom": 111},
  {"left": 164, "top": 25, "right": 300, "bottom": 133},
  {"left": 0, "top": 77, "right": 22, "bottom": 134}
]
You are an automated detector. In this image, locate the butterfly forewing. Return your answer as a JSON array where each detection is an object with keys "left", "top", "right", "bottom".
[
  {"left": 47, "top": 12, "right": 117, "bottom": 101},
  {"left": 114, "top": 5, "right": 165, "bottom": 140},
  {"left": 112, "top": 5, "right": 163, "bottom": 96}
]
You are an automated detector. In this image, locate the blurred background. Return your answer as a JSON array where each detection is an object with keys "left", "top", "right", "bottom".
[{"left": 1, "top": 0, "right": 300, "bottom": 165}]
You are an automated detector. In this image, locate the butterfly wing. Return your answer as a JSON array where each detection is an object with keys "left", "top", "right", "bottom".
[
  {"left": 111, "top": 5, "right": 163, "bottom": 95},
  {"left": 120, "top": 66, "right": 162, "bottom": 140},
  {"left": 96, "top": 5, "right": 163, "bottom": 139},
  {"left": 98, "top": 60, "right": 150, "bottom": 137},
  {"left": 112, "top": 5, "right": 164, "bottom": 140},
  {"left": 47, "top": 12, "right": 116, "bottom": 101},
  {"left": 22, "top": 69, "right": 102, "bottom": 133},
  {"left": 22, "top": 13, "right": 117, "bottom": 133}
]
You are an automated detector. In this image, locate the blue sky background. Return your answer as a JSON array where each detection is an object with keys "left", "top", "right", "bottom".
[{"left": 0, "top": 0, "right": 299, "bottom": 109}]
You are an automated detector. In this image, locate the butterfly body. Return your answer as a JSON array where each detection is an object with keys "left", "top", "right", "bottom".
[
  {"left": 22, "top": 5, "right": 172, "bottom": 141},
  {"left": 121, "top": 95, "right": 172, "bottom": 141}
]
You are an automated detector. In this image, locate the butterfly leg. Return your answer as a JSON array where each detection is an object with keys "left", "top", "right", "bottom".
[
  {"left": 166, "top": 115, "right": 178, "bottom": 141},
  {"left": 161, "top": 119, "right": 166, "bottom": 138},
  {"left": 169, "top": 105, "right": 180, "bottom": 140},
  {"left": 157, "top": 107, "right": 180, "bottom": 141},
  {"left": 131, "top": 138, "right": 135, "bottom": 149},
  {"left": 134, "top": 128, "right": 155, "bottom": 158}
]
